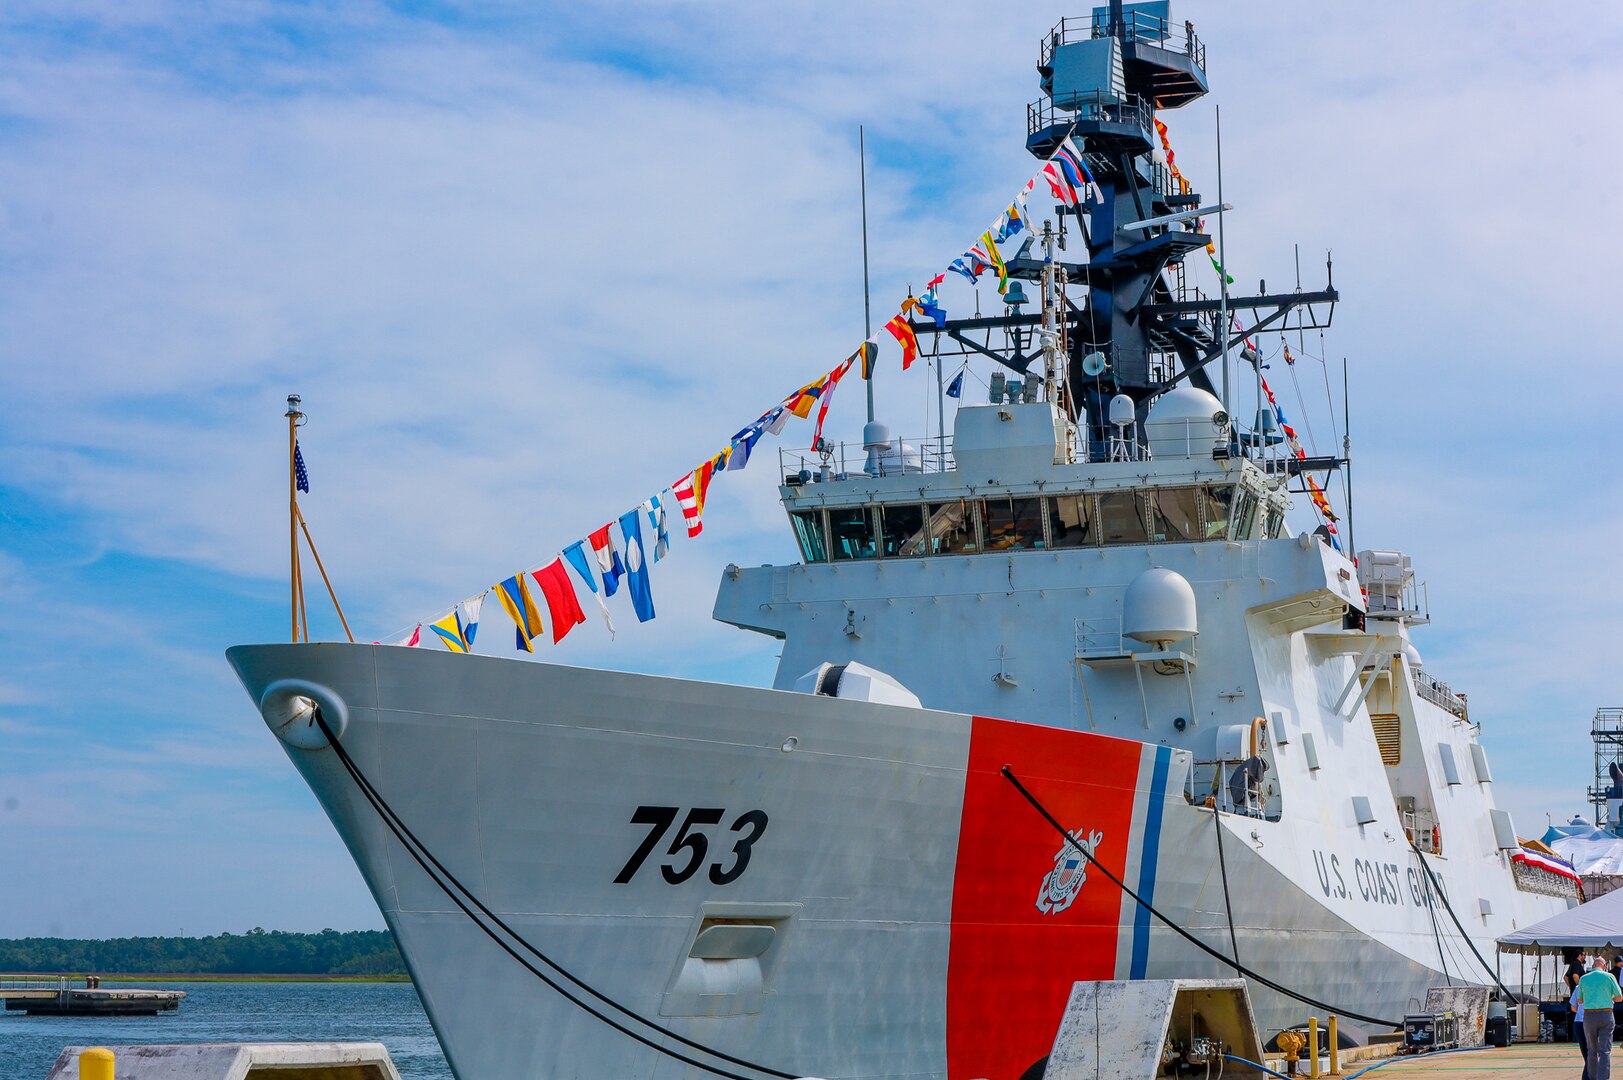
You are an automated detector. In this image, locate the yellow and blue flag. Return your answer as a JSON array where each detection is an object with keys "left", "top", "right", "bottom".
[
  {"left": 430, "top": 594, "right": 483, "bottom": 653},
  {"left": 493, "top": 573, "right": 545, "bottom": 651},
  {"left": 980, "top": 230, "right": 1010, "bottom": 295},
  {"left": 431, "top": 611, "right": 470, "bottom": 653}
]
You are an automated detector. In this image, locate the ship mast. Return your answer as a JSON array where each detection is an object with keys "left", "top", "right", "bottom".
[{"left": 900, "top": 2, "right": 1342, "bottom": 490}]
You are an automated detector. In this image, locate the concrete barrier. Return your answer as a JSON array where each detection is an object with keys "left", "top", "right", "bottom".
[
  {"left": 1045, "top": 979, "right": 1268, "bottom": 1079},
  {"left": 45, "top": 1042, "right": 402, "bottom": 1079}
]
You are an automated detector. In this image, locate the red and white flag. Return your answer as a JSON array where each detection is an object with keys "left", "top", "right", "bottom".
[
  {"left": 671, "top": 467, "right": 704, "bottom": 535},
  {"left": 673, "top": 465, "right": 709, "bottom": 538}
]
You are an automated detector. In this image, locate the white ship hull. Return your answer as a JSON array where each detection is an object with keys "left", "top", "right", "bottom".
[{"left": 229, "top": 643, "right": 1562, "bottom": 1080}]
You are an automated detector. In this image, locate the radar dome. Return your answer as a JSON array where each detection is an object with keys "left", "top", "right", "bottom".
[
  {"left": 1144, "top": 386, "right": 1227, "bottom": 460},
  {"left": 1123, "top": 567, "right": 1197, "bottom": 647}
]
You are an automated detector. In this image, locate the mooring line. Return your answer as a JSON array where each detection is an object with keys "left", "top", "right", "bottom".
[
  {"left": 1001, "top": 764, "right": 1401, "bottom": 1028},
  {"left": 313, "top": 709, "right": 799, "bottom": 1080}
]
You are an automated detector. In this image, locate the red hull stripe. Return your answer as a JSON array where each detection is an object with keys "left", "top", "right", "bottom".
[{"left": 946, "top": 715, "right": 1158, "bottom": 1080}]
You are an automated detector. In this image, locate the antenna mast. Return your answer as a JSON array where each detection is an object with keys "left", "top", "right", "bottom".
[
  {"left": 860, "top": 125, "right": 874, "bottom": 425},
  {"left": 1216, "top": 105, "right": 1230, "bottom": 421}
]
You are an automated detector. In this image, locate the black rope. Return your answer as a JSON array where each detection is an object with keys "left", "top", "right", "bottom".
[
  {"left": 1001, "top": 765, "right": 1399, "bottom": 1028},
  {"left": 1409, "top": 841, "right": 1515, "bottom": 1001},
  {"left": 1417, "top": 844, "right": 1454, "bottom": 987},
  {"left": 1211, "top": 803, "right": 1242, "bottom": 966},
  {"left": 311, "top": 710, "right": 798, "bottom": 1080}
]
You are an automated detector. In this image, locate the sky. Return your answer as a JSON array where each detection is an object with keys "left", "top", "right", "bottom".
[{"left": 2, "top": 1, "right": 1621, "bottom": 938}]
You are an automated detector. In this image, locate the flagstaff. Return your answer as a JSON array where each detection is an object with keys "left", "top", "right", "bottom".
[
  {"left": 285, "top": 394, "right": 354, "bottom": 645},
  {"left": 286, "top": 394, "right": 304, "bottom": 643}
]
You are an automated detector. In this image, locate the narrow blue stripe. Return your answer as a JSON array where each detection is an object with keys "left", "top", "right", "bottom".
[{"left": 1130, "top": 745, "right": 1172, "bottom": 979}]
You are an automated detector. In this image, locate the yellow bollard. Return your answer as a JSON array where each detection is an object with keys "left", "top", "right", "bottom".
[
  {"left": 1328, "top": 1015, "right": 1340, "bottom": 1075},
  {"left": 1309, "top": 1016, "right": 1321, "bottom": 1078},
  {"left": 79, "top": 1047, "right": 115, "bottom": 1080}
]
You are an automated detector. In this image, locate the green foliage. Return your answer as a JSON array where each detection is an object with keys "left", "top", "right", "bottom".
[{"left": 0, "top": 930, "right": 404, "bottom": 976}]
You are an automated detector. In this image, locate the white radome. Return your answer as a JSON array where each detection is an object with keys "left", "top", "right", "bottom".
[
  {"left": 1123, "top": 567, "right": 1198, "bottom": 647},
  {"left": 1144, "top": 385, "right": 1227, "bottom": 459}
]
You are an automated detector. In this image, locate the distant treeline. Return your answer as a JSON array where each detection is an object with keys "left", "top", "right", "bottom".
[{"left": 0, "top": 929, "right": 405, "bottom": 976}]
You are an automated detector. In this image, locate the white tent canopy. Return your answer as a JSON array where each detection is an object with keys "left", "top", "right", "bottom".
[
  {"left": 1545, "top": 820, "right": 1623, "bottom": 877},
  {"left": 1498, "top": 886, "right": 1623, "bottom": 955}
]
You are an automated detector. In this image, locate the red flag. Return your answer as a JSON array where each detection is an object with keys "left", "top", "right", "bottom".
[
  {"left": 884, "top": 314, "right": 918, "bottom": 370},
  {"left": 531, "top": 558, "right": 587, "bottom": 643},
  {"left": 813, "top": 356, "right": 856, "bottom": 446}
]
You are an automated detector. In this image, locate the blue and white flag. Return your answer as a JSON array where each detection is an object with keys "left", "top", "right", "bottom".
[
  {"left": 563, "top": 540, "right": 617, "bottom": 638},
  {"left": 727, "top": 421, "right": 766, "bottom": 472},
  {"left": 458, "top": 592, "right": 483, "bottom": 646},
  {"left": 946, "top": 365, "right": 966, "bottom": 399},
  {"left": 617, "top": 509, "right": 656, "bottom": 623},
  {"left": 761, "top": 404, "right": 790, "bottom": 437},
  {"left": 294, "top": 440, "right": 310, "bottom": 493},
  {"left": 644, "top": 493, "right": 671, "bottom": 563},
  {"left": 588, "top": 524, "right": 624, "bottom": 597}
]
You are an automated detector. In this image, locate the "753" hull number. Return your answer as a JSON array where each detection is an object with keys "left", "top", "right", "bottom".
[{"left": 613, "top": 806, "right": 770, "bottom": 886}]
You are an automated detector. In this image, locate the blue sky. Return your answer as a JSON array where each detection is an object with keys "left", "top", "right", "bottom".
[{"left": 2, "top": 1, "right": 1620, "bottom": 936}]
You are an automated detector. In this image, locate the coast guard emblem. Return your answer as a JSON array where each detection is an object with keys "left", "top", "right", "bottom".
[{"left": 1036, "top": 829, "right": 1104, "bottom": 915}]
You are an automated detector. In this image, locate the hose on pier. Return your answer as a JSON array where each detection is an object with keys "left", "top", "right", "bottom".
[
  {"left": 312, "top": 710, "right": 800, "bottom": 1080},
  {"left": 1001, "top": 766, "right": 1402, "bottom": 1028},
  {"left": 1342, "top": 1043, "right": 1494, "bottom": 1078}
]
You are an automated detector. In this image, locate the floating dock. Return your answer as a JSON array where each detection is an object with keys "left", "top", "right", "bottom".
[{"left": 1, "top": 976, "right": 184, "bottom": 1016}]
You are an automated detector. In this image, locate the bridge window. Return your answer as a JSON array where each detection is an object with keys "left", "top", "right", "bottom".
[
  {"left": 1047, "top": 494, "right": 1096, "bottom": 548},
  {"left": 1149, "top": 487, "right": 1202, "bottom": 542},
  {"left": 879, "top": 503, "right": 930, "bottom": 557},
  {"left": 1264, "top": 504, "right": 1285, "bottom": 539},
  {"left": 1231, "top": 488, "right": 1259, "bottom": 540},
  {"left": 981, "top": 496, "right": 1045, "bottom": 550},
  {"left": 926, "top": 500, "right": 978, "bottom": 554},
  {"left": 828, "top": 506, "right": 877, "bottom": 560},
  {"left": 790, "top": 510, "right": 828, "bottom": 563},
  {"left": 1199, "top": 486, "right": 1233, "bottom": 539},
  {"left": 1098, "top": 490, "right": 1150, "bottom": 545}
]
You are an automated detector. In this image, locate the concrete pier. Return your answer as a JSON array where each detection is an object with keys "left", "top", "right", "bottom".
[{"left": 45, "top": 1043, "right": 402, "bottom": 1079}]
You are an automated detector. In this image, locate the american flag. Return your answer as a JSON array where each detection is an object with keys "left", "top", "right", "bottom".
[{"left": 294, "top": 441, "right": 310, "bottom": 493}]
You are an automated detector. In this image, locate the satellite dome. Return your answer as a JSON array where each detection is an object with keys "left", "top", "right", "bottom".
[
  {"left": 1123, "top": 567, "right": 1198, "bottom": 647},
  {"left": 1108, "top": 394, "right": 1136, "bottom": 427},
  {"left": 1144, "top": 386, "right": 1227, "bottom": 460}
]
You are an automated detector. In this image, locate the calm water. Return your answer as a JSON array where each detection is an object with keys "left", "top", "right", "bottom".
[{"left": 0, "top": 981, "right": 452, "bottom": 1079}]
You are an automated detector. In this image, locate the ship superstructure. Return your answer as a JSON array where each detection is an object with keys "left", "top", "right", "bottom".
[{"left": 227, "top": 7, "right": 1572, "bottom": 1079}]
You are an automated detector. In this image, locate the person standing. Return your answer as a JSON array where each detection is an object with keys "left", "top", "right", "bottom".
[
  {"left": 1578, "top": 956, "right": 1623, "bottom": 1080},
  {"left": 1576, "top": 980, "right": 1594, "bottom": 1080},
  {"left": 1572, "top": 952, "right": 1592, "bottom": 994}
]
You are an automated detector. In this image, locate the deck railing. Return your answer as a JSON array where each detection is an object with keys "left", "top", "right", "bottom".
[
  {"left": 1414, "top": 669, "right": 1469, "bottom": 722},
  {"left": 1040, "top": 13, "right": 1206, "bottom": 72},
  {"left": 1027, "top": 94, "right": 1153, "bottom": 141},
  {"left": 0, "top": 974, "right": 74, "bottom": 991},
  {"left": 777, "top": 436, "right": 954, "bottom": 483}
]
